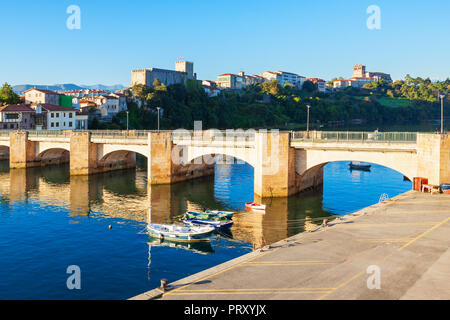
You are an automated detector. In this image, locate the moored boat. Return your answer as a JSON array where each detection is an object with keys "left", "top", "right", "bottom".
[
  {"left": 205, "top": 210, "right": 235, "bottom": 219},
  {"left": 245, "top": 202, "right": 266, "bottom": 211},
  {"left": 147, "top": 224, "right": 215, "bottom": 242},
  {"left": 440, "top": 184, "right": 450, "bottom": 194},
  {"left": 349, "top": 161, "right": 371, "bottom": 171},
  {"left": 185, "top": 211, "right": 232, "bottom": 221},
  {"left": 184, "top": 219, "right": 234, "bottom": 229}
]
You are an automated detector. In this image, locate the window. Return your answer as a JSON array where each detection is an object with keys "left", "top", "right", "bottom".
[
  {"left": 69, "top": 113, "right": 73, "bottom": 118},
  {"left": 51, "top": 113, "right": 54, "bottom": 118},
  {"left": 56, "top": 113, "right": 59, "bottom": 118},
  {"left": 5, "top": 113, "right": 19, "bottom": 120},
  {"left": 51, "top": 122, "right": 54, "bottom": 128},
  {"left": 56, "top": 122, "right": 59, "bottom": 127},
  {"left": 69, "top": 122, "right": 72, "bottom": 127}
]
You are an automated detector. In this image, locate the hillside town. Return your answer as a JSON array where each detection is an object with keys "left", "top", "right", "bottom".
[{"left": 0, "top": 61, "right": 392, "bottom": 131}]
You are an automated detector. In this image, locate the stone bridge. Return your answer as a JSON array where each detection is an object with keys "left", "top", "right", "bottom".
[{"left": 0, "top": 130, "right": 449, "bottom": 198}]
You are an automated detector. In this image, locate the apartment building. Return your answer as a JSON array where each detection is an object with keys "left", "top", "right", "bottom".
[
  {"left": 260, "top": 71, "right": 306, "bottom": 88},
  {"left": 216, "top": 71, "right": 264, "bottom": 90}
]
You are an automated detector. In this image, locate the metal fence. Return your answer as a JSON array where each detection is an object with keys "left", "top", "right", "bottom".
[{"left": 291, "top": 131, "right": 418, "bottom": 143}]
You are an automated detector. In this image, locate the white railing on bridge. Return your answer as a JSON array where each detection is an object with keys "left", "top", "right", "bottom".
[
  {"left": 27, "top": 130, "right": 72, "bottom": 138},
  {"left": 291, "top": 131, "right": 418, "bottom": 143}
]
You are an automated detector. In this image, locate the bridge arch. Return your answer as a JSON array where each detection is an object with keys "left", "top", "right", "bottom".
[
  {"left": 296, "top": 152, "right": 416, "bottom": 182},
  {"left": 98, "top": 150, "right": 141, "bottom": 171},
  {"left": 0, "top": 145, "right": 10, "bottom": 160},
  {"left": 36, "top": 148, "right": 70, "bottom": 165},
  {"left": 183, "top": 146, "right": 257, "bottom": 168}
]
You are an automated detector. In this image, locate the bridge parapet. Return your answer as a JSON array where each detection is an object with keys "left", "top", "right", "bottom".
[{"left": 291, "top": 131, "right": 417, "bottom": 144}]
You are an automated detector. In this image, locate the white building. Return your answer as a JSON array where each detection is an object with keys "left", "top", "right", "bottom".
[
  {"left": 259, "top": 71, "right": 306, "bottom": 88},
  {"left": 31, "top": 104, "right": 77, "bottom": 130},
  {"left": 109, "top": 93, "right": 128, "bottom": 112},
  {"left": 96, "top": 95, "right": 119, "bottom": 118}
]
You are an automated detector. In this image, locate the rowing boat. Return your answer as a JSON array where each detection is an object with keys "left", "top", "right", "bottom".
[{"left": 147, "top": 224, "right": 215, "bottom": 242}]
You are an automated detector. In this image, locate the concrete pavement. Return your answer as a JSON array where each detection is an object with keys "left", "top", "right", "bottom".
[{"left": 131, "top": 191, "right": 450, "bottom": 300}]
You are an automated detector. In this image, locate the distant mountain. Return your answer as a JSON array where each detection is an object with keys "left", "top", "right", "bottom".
[
  {"left": 13, "top": 83, "right": 126, "bottom": 95},
  {"left": 81, "top": 84, "right": 126, "bottom": 91}
]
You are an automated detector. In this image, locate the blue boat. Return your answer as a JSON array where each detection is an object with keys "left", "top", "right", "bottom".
[
  {"left": 205, "top": 210, "right": 235, "bottom": 219},
  {"left": 186, "top": 211, "right": 233, "bottom": 220},
  {"left": 184, "top": 219, "right": 234, "bottom": 229},
  {"left": 440, "top": 184, "right": 450, "bottom": 194}
]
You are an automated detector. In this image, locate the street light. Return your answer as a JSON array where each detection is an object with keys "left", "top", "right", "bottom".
[
  {"left": 306, "top": 105, "right": 311, "bottom": 138},
  {"left": 126, "top": 111, "right": 129, "bottom": 133},
  {"left": 157, "top": 107, "right": 161, "bottom": 132},
  {"left": 440, "top": 94, "right": 445, "bottom": 134}
]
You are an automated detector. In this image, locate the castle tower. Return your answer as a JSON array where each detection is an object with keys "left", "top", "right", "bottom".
[
  {"left": 175, "top": 60, "right": 195, "bottom": 79},
  {"left": 352, "top": 64, "right": 366, "bottom": 78}
]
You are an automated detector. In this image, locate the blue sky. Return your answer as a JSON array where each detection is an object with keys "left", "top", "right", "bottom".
[{"left": 1, "top": 0, "right": 449, "bottom": 86}]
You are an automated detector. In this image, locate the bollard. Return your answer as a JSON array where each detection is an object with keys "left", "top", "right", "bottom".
[{"left": 160, "top": 279, "right": 168, "bottom": 292}]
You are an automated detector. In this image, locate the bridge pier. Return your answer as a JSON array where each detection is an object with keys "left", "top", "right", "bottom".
[
  {"left": 417, "top": 133, "right": 450, "bottom": 185},
  {"left": 254, "top": 132, "right": 297, "bottom": 198},
  {"left": 70, "top": 132, "right": 99, "bottom": 175},
  {"left": 149, "top": 132, "right": 215, "bottom": 185},
  {"left": 9, "top": 131, "right": 39, "bottom": 168}
]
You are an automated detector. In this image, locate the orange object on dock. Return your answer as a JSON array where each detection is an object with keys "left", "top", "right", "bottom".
[{"left": 414, "top": 177, "right": 428, "bottom": 191}]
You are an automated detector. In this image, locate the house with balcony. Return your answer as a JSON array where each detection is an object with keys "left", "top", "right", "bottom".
[{"left": 0, "top": 104, "right": 36, "bottom": 130}]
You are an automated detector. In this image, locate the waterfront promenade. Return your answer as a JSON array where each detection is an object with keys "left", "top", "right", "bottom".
[{"left": 131, "top": 191, "right": 450, "bottom": 300}]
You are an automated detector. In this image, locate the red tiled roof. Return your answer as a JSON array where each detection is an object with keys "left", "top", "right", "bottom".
[
  {"left": 32, "top": 104, "right": 76, "bottom": 112},
  {"left": 24, "top": 88, "right": 61, "bottom": 95},
  {"left": 306, "top": 78, "right": 326, "bottom": 83},
  {"left": 0, "top": 104, "right": 35, "bottom": 112},
  {"left": 217, "top": 73, "right": 238, "bottom": 77}
]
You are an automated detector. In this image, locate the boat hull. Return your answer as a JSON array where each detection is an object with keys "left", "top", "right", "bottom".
[
  {"left": 147, "top": 224, "right": 215, "bottom": 242},
  {"left": 184, "top": 219, "right": 234, "bottom": 229},
  {"left": 349, "top": 164, "right": 371, "bottom": 171},
  {"left": 245, "top": 202, "right": 266, "bottom": 211}
]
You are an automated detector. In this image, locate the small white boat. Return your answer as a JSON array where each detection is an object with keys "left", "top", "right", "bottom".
[
  {"left": 245, "top": 202, "right": 266, "bottom": 211},
  {"left": 147, "top": 224, "right": 215, "bottom": 242}
]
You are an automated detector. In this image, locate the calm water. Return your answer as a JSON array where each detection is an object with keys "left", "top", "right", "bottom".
[{"left": 0, "top": 160, "right": 411, "bottom": 299}]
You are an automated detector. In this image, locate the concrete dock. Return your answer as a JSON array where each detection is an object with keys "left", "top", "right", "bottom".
[{"left": 131, "top": 191, "right": 450, "bottom": 300}]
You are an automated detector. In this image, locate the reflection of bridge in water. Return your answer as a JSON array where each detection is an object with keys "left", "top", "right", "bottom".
[{"left": 0, "top": 163, "right": 326, "bottom": 249}]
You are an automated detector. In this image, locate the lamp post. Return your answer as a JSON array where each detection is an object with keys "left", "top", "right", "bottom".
[
  {"left": 440, "top": 94, "right": 446, "bottom": 134},
  {"left": 306, "top": 105, "right": 311, "bottom": 138},
  {"left": 157, "top": 107, "right": 161, "bottom": 132},
  {"left": 126, "top": 111, "right": 129, "bottom": 133}
]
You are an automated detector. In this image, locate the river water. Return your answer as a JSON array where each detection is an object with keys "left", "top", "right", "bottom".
[{"left": 0, "top": 160, "right": 411, "bottom": 299}]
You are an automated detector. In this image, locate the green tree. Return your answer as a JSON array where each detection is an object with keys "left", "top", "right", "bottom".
[
  {"left": 0, "top": 83, "right": 21, "bottom": 105},
  {"left": 302, "top": 80, "right": 316, "bottom": 92}
]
